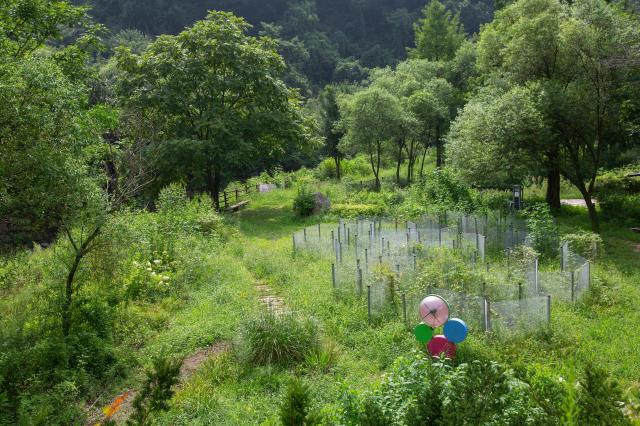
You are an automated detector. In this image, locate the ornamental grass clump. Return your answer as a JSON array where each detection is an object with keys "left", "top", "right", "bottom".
[{"left": 239, "top": 313, "right": 319, "bottom": 367}]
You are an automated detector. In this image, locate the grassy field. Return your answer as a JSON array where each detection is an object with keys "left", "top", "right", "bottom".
[
  {"left": 149, "top": 182, "right": 640, "bottom": 424},
  {"left": 3, "top": 171, "right": 638, "bottom": 424}
]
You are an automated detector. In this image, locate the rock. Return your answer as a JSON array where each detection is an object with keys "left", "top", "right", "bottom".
[
  {"left": 312, "top": 192, "right": 330, "bottom": 214},
  {"left": 258, "top": 183, "right": 278, "bottom": 192}
]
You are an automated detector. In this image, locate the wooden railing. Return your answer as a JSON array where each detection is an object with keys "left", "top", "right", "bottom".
[{"left": 216, "top": 182, "right": 256, "bottom": 211}]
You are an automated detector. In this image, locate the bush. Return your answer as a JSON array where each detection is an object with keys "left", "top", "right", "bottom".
[
  {"left": 400, "top": 168, "right": 479, "bottom": 216},
  {"left": 596, "top": 165, "right": 640, "bottom": 224},
  {"left": 599, "top": 194, "right": 640, "bottom": 224},
  {"left": 413, "top": 248, "right": 482, "bottom": 295},
  {"left": 279, "top": 378, "right": 320, "bottom": 425},
  {"left": 128, "top": 356, "right": 182, "bottom": 426},
  {"left": 478, "top": 189, "right": 512, "bottom": 212},
  {"left": 341, "top": 156, "right": 372, "bottom": 177},
  {"left": 523, "top": 203, "right": 558, "bottom": 259},
  {"left": 561, "top": 232, "right": 603, "bottom": 262},
  {"left": 293, "top": 187, "right": 316, "bottom": 217},
  {"left": 340, "top": 354, "right": 547, "bottom": 425},
  {"left": 315, "top": 158, "right": 339, "bottom": 180},
  {"left": 238, "top": 313, "right": 319, "bottom": 367}
]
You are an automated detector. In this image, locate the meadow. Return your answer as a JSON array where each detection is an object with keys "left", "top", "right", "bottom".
[
  {"left": 154, "top": 171, "right": 640, "bottom": 424},
  {"left": 2, "top": 164, "right": 639, "bottom": 425}
]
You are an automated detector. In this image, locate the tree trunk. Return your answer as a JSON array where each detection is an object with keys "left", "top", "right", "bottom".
[
  {"left": 585, "top": 197, "right": 600, "bottom": 233},
  {"left": 334, "top": 155, "right": 341, "bottom": 180},
  {"left": 369, "top": 148, "right": 381, "bottom": 191},
  {"left": 420, "top": 146, "right": 428, "bottom": 177},
  {"left": 546, "top": 150, "right": 561, "bottom": 210},
  {"left": 62, "top": 253, "right": 81, "bottom": 337},
  {"left": 435, "top": 127, "right": 443, "bottom": 168},
  {"left": 62, "top": 226, "right": 102, "bottom": 337},
  {"left": 375, "top": 143, "right": 382, "bottom": 191},
  {"left": 396, "top": 145, "right": 403, "bottom": 185},
  {"left": 206, "top": 165, "right": 221, "bottom": 210},
  {"left": 406, "top": 140, "right": 416, "bottom": 184}
]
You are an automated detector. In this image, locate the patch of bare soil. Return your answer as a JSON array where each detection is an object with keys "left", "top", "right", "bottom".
[
  {"left": 86, "top": 341, "right": 231, "bottom": 425},
  {"left": 180, "top": 341, "right": 231, "bottom": 381},
  {"left": 87, "top": 282, "right": 284, "bottom": 424}
]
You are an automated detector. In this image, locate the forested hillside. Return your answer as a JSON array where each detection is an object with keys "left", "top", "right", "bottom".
[{"left": 76, "top": 0, "right": 494, "bottom": 92}]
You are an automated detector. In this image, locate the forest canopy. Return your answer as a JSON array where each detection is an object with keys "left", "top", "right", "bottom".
[{"left": 76, "top": 0, "right": 496, "bottom": 92}]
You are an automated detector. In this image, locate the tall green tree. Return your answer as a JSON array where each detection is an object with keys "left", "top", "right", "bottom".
[
  {"left": 338, "top": 87, "right": 407, "bottom": 190},
  {"left": 116, "top": 11, "right": 311, "bottom": 208},
  {"left": 476, "top": 0, "right": 640, "bottom": 231},
  {"left": 410, "top": 0, "right": 466, "bottom": 61},
  {"left": 0, "top": 59, "right": 98, "bottom": 244},
  {"left": 0, "top": 0, "right": 90, "bottom": 58},
  {"left": 447, "top": 84, "right": 548, "bottom": 188},
  {"left": 318, "top": 85, "right": 344, "bottom": 179}
]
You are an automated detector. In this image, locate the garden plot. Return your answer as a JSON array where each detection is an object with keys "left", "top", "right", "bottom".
[{"left": 292, "top": 212, "right": 591, "bottom": 335}]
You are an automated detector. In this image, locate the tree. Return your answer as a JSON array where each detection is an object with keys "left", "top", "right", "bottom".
[
  {"left": 116, "top": 11, "right": 311, "bottom": 208},
  {"left": 338, "top": 87, "right": 406, "bottom": 190},
  {"left": 371, "top": 59, "right": 457, "bottom": 173},
  {"left": 477, "top": 0, "right": 640, "bottom": 230},
  {"left": 318, "top": 85, "right": 344, "bottom": 179},
  {"left": 0, "top": 0, "right": 91, "bottom": 59},
  {"left": 410, "top": 0, "right": 466, "bottom": 61},
  {"left": 447, "top": 84, "right": 547, "bottom": 188},
  {"left": 0, "top": 58, "right": 95, "bottom": 244}
]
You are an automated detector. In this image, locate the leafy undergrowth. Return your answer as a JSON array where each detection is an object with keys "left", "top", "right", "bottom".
[{"left": 155, "top": 187, "right": 640, "bottom": 424}]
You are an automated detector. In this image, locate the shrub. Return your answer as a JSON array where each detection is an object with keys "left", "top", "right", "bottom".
[
  {"left": 339, "top": 354, "right": 547, "bottom": 425},
  {"left": 576, "top": 363, "right": 628, "bottom": 426},
  {"left": 596, "top": 165, "right": 640, "bottom": 195},
  {"left": 596, "top": 165, "right": 640, "bottom": 224},
  {"left": 561, "top": 232, "right": 603, "bottom": 262},
  {"left": 413, "top": 248, "right": 482, "bottom": 295},
  {"left": 128, "top": 356, "right": 182, "bottom": 426},
  {"left": 523, "top": 203, "right": 558, "bottom": 259},
  {"left": 478, "top": 189, "right": 512, "bottom": 212},
  {"left": 341, "top": 155, "right": 372, "bottom": 177},
  {"left": 599, "top": 194, "right": 640, "bottom": 224},
  {"left": 315, "top": 158, "right": 339, "bottom": 180},
  {"left": 400, "top": 168, "right": 479, "bottom": 216},
  {"left": 279, "top": 378, "right": 320, "bottom": 425},
  {"left": 238, "top": 313, "right": 319, "bottom": 367},
  {"left": 156, "top": 182, "right": 189, "bottom": 212},
  {"left": 293, "top": 187, "right": 316, "bottom": 217}
]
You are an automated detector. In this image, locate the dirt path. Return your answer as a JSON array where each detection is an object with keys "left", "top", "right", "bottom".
[
  {"left": 256, "top": 281, "right": 288, "bottom": 316},
  {"left": 90, "top": 282, "right": 287, "bottom": 424},
  {"left": 180, "top": 341, "right": 232, "bottom": 381},
  {"left": 86, "top": 340, "right": 231, "bottom": 425},
  {"left": 560, "top": 199, "right": 596, "bottom": 207}
]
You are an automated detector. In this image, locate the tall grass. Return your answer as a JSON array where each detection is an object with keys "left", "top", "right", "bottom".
[{"left": 238, "top": 313, "right": 319, "bottom": 367}]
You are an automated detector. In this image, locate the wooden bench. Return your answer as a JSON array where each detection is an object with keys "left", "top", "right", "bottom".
[{"left": 225, "top": 200, "right": 249, "bottom": 213}]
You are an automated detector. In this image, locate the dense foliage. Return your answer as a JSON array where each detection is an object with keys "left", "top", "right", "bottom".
[
  {"left": 2, "top": 0, "right": 640, "bottom": 424},
  {"left": 338, "top": 355, "right": 628, "bottom": 426},
  {"left": 116, "top": 11, "right": 312, "bottom": 207},
  {"left": 77, "top": 0, "right": 495, "bottom": 92}
]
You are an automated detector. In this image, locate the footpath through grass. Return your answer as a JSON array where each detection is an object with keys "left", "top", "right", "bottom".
[{"left": 157, "top": 187, "right": 640, "bottom": 424}]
